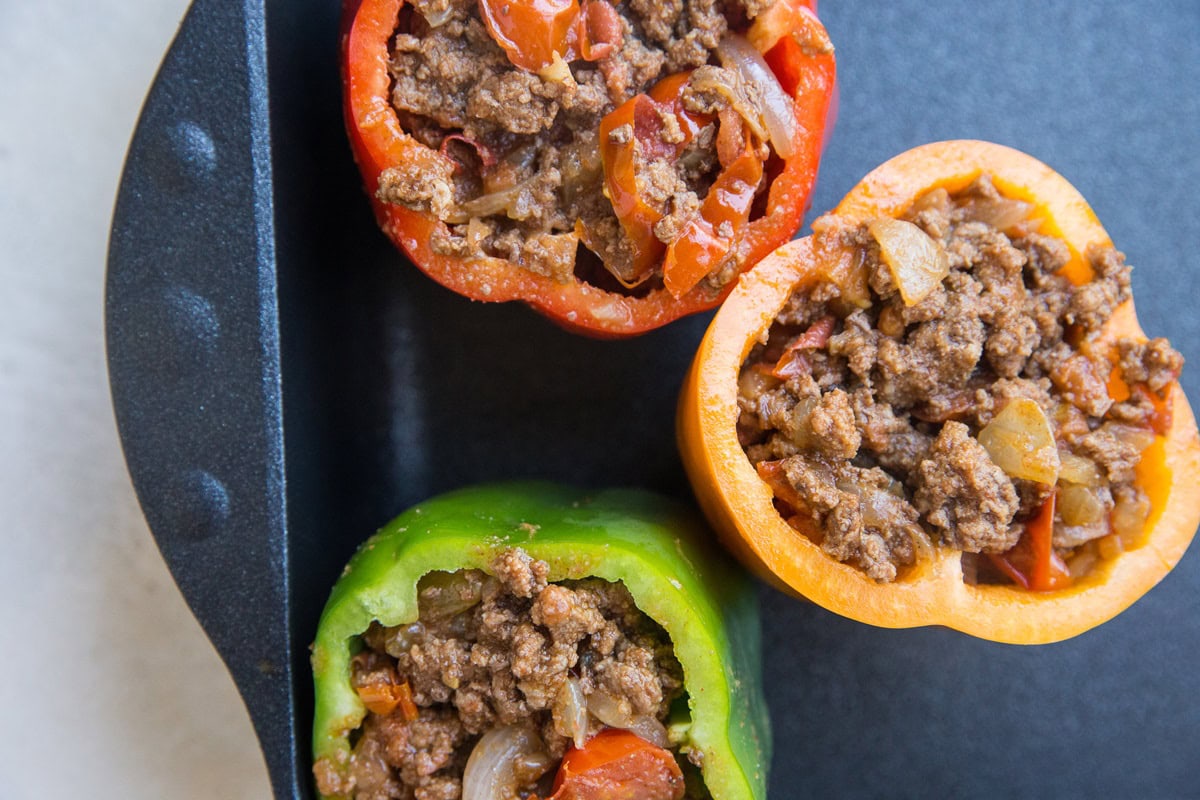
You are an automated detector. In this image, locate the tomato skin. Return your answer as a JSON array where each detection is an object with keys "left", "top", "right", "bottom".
[
  {"left": 477, "top": 0, "right": 581, "bottom": 73},
  {"left": 990, "top": 493, "right": 1073, "bottom": 592},
  {"left": 550, "top": 729, "right": 685, "bottom": 800}
]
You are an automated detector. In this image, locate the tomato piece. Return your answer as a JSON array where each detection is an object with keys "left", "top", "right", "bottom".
[
  {"left": 598, "top": 72, "right": 709, "bottom": 287},
  {"left": 990, "top": 493, "right": 1073, "bottom": 591},
  {"left": 662, "top": 142, "right": 764, "bottom": 297},
  {"left": 579, "top": 0, "right": 621, "bottom": 61},
  {"left": 477, "top": 0, "right": 622, "bottom": 72},
  {"left": 600, "top": 69, "right": 771, "bottom": 297},
  {"left": 764, "top": 315, "right": 835, "bottom": 378},
  {"left": 550, "top": 729, "right": 685, "bottom": 800},
  {"left": 478, "top": 0, "right": 581, "bottom": 72},
  {"left": 597, "top": 95, "right": 667, "bottom": 285},
  {"left": 755, "top": 460, "right": 809, "bottom": 513},
  {"left": 354, "top": 679, "right": 419, "bottom": 720}
]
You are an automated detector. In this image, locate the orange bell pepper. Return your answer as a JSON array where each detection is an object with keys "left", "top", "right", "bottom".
[
  {"left": 677, "top": 140, "right": 1200, "bottom": 644},
  {"left": 340, "top": 0, "right": 835, "bottom": 337}
]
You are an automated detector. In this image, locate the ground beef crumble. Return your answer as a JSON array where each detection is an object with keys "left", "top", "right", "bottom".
[
  {"left": 738, "top": 176, "right": 1184, "bottom": 584},
  {"left": 376, "top": 0, "right": 778, "bottom": 292},
  {"left": 313, "top": 550, "right": 686, "bottom": 799}
]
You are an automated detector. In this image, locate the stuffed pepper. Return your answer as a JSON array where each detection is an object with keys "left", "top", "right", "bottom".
[
  {"left": 678, "top": 140, "right": 1200, "bottom": 644},
  {"left": 311, "top": 483, "right": 769, "bottom": 799},
  {"left": 342, "top": 0, "right": 835, "bottom": 337}
]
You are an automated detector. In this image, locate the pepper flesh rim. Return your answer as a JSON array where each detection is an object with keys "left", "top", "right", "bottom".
[
  {"left": 341, "top": 0, "right": 836, "bottom": 338},
  {"left": 310, "top": 483, "right": 769, "bottom": 800},
  {"left": 677, "top": 140, "right": 1200, "bottom": 644}
]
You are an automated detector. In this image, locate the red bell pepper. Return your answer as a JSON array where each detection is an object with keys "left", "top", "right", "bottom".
[{"left": 341, "top": 0, "right": 836, "bottom": 337}]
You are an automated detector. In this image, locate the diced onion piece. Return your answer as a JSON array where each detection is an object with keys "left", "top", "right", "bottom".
[
  {"left": 739, "top": 365, "right": 781, "bottom": 399},
  {"left": 715, "top": 33, "right": 799, "bottom": 157},
  {"left": 417, "top": 571, "right": 484, "bottom": 620},
  {"left": 909, "top": 526, "right": 936, "bottom": 565},
  {"left": 462, "top": 725, "right": 553, "bottom": 800},
  {"left": 587, "top": 688, "right": 636, "bottom": 728},
  {"left": 450, "top": 176, "right": 543, "bottom": 223},
  {"left": 1058, "top": 453, "right": 1103, "bottom": 487},
  {"left": 1103, "top": 422, "right": 1157, "bottom": 453},
  {"left": 960, "top": 196, "right": 1034, "bottom": 232},
  {"left": 867, "top": 218, "right": 950, "bottom": 306},
  {"left": 977, "top": 398, "right": 1061, "bottom": 485},
  {"left": 538, "top": 52, "right": 573, "bottom": 84},
  {"left": 381, "top": 622, "right": 425, "bottom": 658},
  {"left": 911, "top": 187, "right": 950, "bottom": 214},
  {"left": 1097, "top": 533, "right": 1124, "bottom": 561},
  {"left": 554, "top": 677, "right": 589, "bottom": 750},
  {"left": 812, "top": 214, "right": 871, "bottom": 308},
  {"left": 1066, "top": 541, "right": 1100, "bottom": 580},
  {"left": 623, "top": 716, "right": 670, "bottom": 749},
  {"left": 1111, "top": 489, "right": 1152, "bottom": 548},
  {"left": 1058, "top": 485, "right": 1105, "bottom": 526},
  {"left": 586, "top": 689, "right": 669, "bottom": 748},
  {"left": 419, "top": 1, "right": 456, "bottom": 27}
]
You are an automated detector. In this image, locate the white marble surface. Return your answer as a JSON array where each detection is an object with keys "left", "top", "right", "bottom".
[{"left": 0, "top": 2, "right": 274, "bottom": 797}]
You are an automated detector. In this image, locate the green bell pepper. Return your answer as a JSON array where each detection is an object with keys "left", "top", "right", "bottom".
[{"left": 311, "top": 482, "right": 769, "bottom": 799}]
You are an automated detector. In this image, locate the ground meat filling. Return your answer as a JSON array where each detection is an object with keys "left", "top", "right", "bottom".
[
  {"left": 315, "top": 549, "right": 687, "bottom": 799},
  {"left": 377, "top": 0, "right": 778, "bottom": 292},
  {"left": 738, "top": 176, "right": 1184, "bottom": 584}
]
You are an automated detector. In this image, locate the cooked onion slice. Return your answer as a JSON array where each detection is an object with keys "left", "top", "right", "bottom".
[
  {"left": 462, "top": 725, "right": 553, "bottom": 800},
  {"left": 960, "top": 195, "right": 1035, "bottom": 232},
  {"left": 1058, "top": 485, "right": 1107, "bottom": 526},
  {"left": 417, "top": 571, "right": 486, "bottom": 619},
  {"left": 421, "top": 4, "right": 454, "bottom": 27},
  {"left": 554, "top": 677, "right": 589, "bottom": 749},
  {"left": 1058, "top": 453, "right": 1103, "bottom": 487},
  {"left": 587, "top": 689, "right": 669, "bottom": 748},
  {"left": 1111, "top": 489, "right": 1152, "bottom": 547},
  {"left": 867, "top": 218, "right": 950, "bottom": 306},
  {"left": 715, "top": 33, "right": 798, "bottom": 157},
  {"left": 977, "top": 398, "right": 1061, "bottom": 485},
  {"left": 1103, "top": 422, "right": 1157, "bottom": 453},
  {"left": 444, "top": 177, "right": 543, "bottom": 224},
  {"left": 623, "top": 716, "right": 670, "bottom": 749}
]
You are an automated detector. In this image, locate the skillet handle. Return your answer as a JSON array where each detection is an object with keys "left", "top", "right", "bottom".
[{"left": 106, "top": 0, "right": 303, "bottom": 795}]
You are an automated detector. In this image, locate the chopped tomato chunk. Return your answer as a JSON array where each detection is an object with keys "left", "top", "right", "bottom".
[{"left": 550, "top": 729, "right": 685, "bottom": 800}]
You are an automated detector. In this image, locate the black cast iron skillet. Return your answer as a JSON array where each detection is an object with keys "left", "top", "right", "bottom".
[{"left": 108, "top": 1, "right": 1200, "bottom": 797}]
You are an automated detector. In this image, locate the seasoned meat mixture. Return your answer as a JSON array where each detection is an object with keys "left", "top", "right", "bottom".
[
  {"left": 378, "top": 0, "right": 788, "bottom": 292},
  {"left": 738, "top": 176, "right": 1183, "bottom": 584},
  {"left": 313, "top": 549, "right": 688, "bottom": 799}
]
